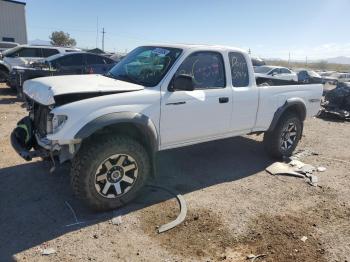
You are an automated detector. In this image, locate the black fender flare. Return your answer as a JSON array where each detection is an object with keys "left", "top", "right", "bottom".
[
  {"left": 268, "top": 99, "right": 306, "bottom": 132},
  {"left": 74, "top": 112, "right": 159, "bottom": 153}
]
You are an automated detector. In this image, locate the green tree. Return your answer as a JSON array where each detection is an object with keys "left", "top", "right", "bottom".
[{"left": 49, "top": 31, "right": 76, "bottom": 47}]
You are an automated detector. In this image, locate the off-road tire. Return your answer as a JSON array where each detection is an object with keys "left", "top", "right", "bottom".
[
  {"left": 263, "top": 112, "right": 302, "bottom": 158},
  {"left": 71, "top": 136, "right": 151, "bottom": 211}
]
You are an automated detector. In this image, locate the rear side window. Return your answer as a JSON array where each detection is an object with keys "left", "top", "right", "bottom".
[
  {"left": 42, "top": 48, "right": 59, "bottom": 57},
  {"left": 86, "top": 54, "right": 107, "bottom": 65},
  {"left": 281, "top": 68, "right": 291, "bottom": 74},
  {"left": 16, "top": 48, "right": 42, "bottom": 57},
  {"left": 269, "top": 69, "right": 280, "bottom": 75},
  {"left": 175, "top": 51, "right": 226, "bottom": 89},
  {"left": 54, "top": 54, "right": 83, "bottom": 67},
  {"left": 229, "top": 52, "right": 249, "bottom": 87}
]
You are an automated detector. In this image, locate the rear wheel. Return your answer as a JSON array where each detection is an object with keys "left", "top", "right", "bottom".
[
  {"left": 266, "top": 79, "right": 274, "bottom": 86},
  {"left": 71, "top": 136, "right": 151, "bottom": 211},
  {"left": 264, "top": 112, "right": 302, "bottom": 158}
]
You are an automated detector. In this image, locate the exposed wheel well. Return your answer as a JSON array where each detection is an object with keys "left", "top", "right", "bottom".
[
  {"left": 268, "top": 102, "right": 306, "bottom": 132},
  {"left": 81, "top": 122, "right": 155, "bottom": 158},
  {"left": 282, "top": 104, "right": 306, "bottom": 121}
]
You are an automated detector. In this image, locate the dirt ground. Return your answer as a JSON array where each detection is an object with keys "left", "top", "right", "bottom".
[{"left": 0, "top": 82, "right": 349, "bottom": 262}]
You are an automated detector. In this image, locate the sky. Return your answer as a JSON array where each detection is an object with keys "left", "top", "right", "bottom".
[{"left": 23, "top": 0, "right": 350, "bottom": 60}]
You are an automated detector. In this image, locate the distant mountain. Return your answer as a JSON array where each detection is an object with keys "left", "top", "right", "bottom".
[{"left": 326, "top": 56, "right": 350, "bottom": 65}]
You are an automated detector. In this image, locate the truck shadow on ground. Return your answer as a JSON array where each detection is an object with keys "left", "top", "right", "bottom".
[{"left": 0, "top": 135, "right": 274, "bottom": 261}]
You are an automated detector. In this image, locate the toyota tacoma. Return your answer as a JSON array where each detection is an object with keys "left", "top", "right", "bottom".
[{"left": 11, "top": 44, "right": 323, "bottom": 211}]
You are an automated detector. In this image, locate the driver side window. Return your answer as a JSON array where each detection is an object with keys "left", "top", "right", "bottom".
[
  {"left": 281, "top": 68, "right": 291, "bottom": 74},
  {"left": 269, "top": 69, "right": 280, "bottom": 75},
  {"left": 175, "top": 51, "right": 225, "bottom": 89}
]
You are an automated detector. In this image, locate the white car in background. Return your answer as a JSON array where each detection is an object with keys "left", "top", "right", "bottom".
[
  {"left": 318, "top": 71, "right": 338, "bottom": 85},
  {"left": 336, "top": 73, "right": 350, "bottom": 83},
  {"left": 254, "top": 66, "right": 298, "bottom": 85},
  {"left": 0, "top": 45, "right": 80, "bottom": 82},
  {"left": 0, "top": 41, "right": 19, "bottom": 52}
]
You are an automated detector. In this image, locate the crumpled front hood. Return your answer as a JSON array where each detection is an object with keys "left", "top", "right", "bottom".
[{"left": 23, "top": 74, "right": 144, "bottom": 105}]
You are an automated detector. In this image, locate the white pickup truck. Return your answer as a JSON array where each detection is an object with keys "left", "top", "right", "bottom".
[{"left": 11, "top": 44, "right": 323, "bottom": 210}]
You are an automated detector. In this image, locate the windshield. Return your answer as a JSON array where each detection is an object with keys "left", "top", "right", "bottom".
[
  {"left": 308, "top": 71, "right": 320, "bottom": 77},
  {"left": 106, "top": 46, "right": 182, "bottom": 87},
  {"left": 254, "top": 66, "right": 274, "bottom": 74}
]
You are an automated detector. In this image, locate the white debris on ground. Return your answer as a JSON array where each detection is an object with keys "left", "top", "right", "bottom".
[
  {"left": 247, "top": 253, "right": 267, "bottom": 261},
  {"left": 111, "top": 215, "right": 123, "bottom": 226},
  {"left": 41, "top": 248, "right": 56, "bottom": 256},
  {"left": 301, "top": 236, "right": 308, "bottom": 243},
  {"left": 317, "top": 166, "right": 327, "bottom": 172},
  {"left": 265, "top": 153, "right": 327, "bottom": 186}
]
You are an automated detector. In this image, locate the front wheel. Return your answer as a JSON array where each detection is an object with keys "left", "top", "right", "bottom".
[
  {"left": 71, "top": 136, "right": 151, "bottom": 211},
  {"left": 263, "top": 112, "right": 303, "bottom": 158}
]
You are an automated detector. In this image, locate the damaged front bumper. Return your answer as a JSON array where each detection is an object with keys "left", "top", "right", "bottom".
[
  {"left": 10, "top": 131, "right": 50, "bottom": 161},
  {"left": 11, "top": 116, "right": 79, "bottom": 162}
]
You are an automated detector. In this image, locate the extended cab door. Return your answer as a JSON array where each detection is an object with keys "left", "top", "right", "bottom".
[
  {"left": 228, "top": 52, "right": 259, "bottom": 132},
  {"left": 160, "top": 51, "right": 233, "bottom": 148}
]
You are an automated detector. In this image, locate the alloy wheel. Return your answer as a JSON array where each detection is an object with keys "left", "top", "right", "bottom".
[
  {"left": 94, "top": 154, "right": 138, "bottom": 198},
  {"left": 280, "top": 122, "right": 298, "bottom": 150}
]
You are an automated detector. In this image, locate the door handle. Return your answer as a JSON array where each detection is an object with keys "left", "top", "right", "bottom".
[
  {"left": 166, "top": 101, "right": 186, "bottom": 106},
  {"left": 219, "top": 97, "right": 229, "bottom": 103}
]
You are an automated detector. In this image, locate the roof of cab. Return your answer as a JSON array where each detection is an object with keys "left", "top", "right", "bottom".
[{"left": 147, "top": 43, "right": 247, "bottom": 53}]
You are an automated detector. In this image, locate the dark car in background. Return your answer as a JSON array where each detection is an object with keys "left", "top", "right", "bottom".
[
  {"left": 296, "top": 69, "right": 323, "bottom": 84},
  {"left": 9, "top": 52, "right": 116, "bottom": 95}
]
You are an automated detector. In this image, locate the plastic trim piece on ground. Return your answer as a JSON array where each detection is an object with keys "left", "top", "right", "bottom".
[{"left": 146, "top": 184, "right": 188, "bottom": 233}]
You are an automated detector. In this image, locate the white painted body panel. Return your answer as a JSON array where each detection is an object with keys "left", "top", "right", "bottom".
[
  {"left": 23, "top": 74, "right": 144, "bottom": 105},
  {"left": 47, "top": 88, "right": 160, "bottom": 145},
  {"left": 253, "top": 84, "right": 322, "bottom": 131},
  {"left": 21, "top": 44, "right": 323, "bottom": 151}
]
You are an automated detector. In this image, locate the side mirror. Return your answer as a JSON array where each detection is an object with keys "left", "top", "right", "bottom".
[
  {"left": 170, "top": 74, "right": 194, "bottom": 92},
  {"left": 272, "top": 72, "right": 278, "bottom": 76}
]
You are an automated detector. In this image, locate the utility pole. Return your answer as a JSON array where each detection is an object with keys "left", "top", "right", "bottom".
[
  {"left": 96, "top": 17, "right": 99, "bottom": 48},
  {"left": 288, "top": 52, "right": 291, "bottom": 67},
  {"left": 248, "top": 48, "right": 251, "bottom": 55},
  {"left": 102, "top": 27, "right": 106, "bottom": 51}
]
